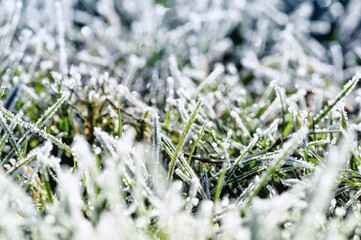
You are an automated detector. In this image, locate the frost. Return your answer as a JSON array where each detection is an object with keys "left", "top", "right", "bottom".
[{"left": 1, "top": 0, "right": 361, "bottom": 239}]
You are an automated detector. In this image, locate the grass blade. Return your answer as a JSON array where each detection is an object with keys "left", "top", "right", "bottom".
[
  {"left": 167, "top": 100, "right": 202, "bottom": 182},
  {"left": 227, "top": 135, "right": 259, "bottom": 179},
  {"left": 214, "top": 162, "right": 227, "bottom": 202},
  {"left": 118, "top": 108, "right": 122, "bottom": 139},
  {"left": 309, "top": 72, "right": 360, "bottom": 129},
  {"left": 2, "top": 92, "right": 69, "bottom": 165},
  {"left": 0, "top": 105, "right": 73, "bottom": 166},
  {"left": 0, "top": 113, "right": 22, "bottom": 159},
  {"left": 187, "top": 122, "right": 208, "bottom": 165},
  {"left": 242, "top": 127, "right": 308, "bottom": 207}
]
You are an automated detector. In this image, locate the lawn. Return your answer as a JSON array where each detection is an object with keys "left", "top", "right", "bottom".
[{"left": 1, "top": 0, "right": 361, "bottom": 239}]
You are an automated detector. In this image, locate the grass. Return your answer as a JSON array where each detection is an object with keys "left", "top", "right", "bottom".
[
  {"left": 167, "top": 99, "right": 202, "bottom": 182},
  {"left": 1, "top": 0, "right": 361, "bottom": 239}
]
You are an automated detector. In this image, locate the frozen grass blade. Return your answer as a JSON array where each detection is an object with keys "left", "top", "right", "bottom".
[
  {"left": 187, "top": 122, "right": 208, "bottom": 165},
  {"left": 309, "top": 72, "right": 360, "bottom": 129},
  {"left": 294, "top": 141, "right": 349, "bottom": 240},
  {"left": 94, "top": 127, "right": 116, "bottom": 156},
  {"left": 0, "top": 112, "right": 19, "bottom": 152},
  {"left": 152, "top": 114, "right": 160, "bottom": 164},
  {"left": 339, "top": 127, "right": 361, "bottom": 166},
  {"left": 56, "top": 1, "right": 68, "bottom": 78},
  {"left": 230, "top": 110, "right": 250, "bottom": 138},
  {"left": 338, "top": 106, "right": 361, "bottom": 165},
  {"left": 152, "top": 114, "right": 161, "bottom": 190},
  {"left": 175, "top": 168, "right": 192, "bottom": 185},
  {"left": 0, "top": 105, "right": 73, "bottom": 163},
  {"left": 162, "top": 133, "right": 207, "bottom": 198},
  {"left": 243, "top": 127, "right": 308, "bottom": 207},
  {"left": 227, "top": 135, "right": 259, "bottom": 179},
  {"left": 2, "top": 92, "right": 69, "bottom": 165},
  {"left": 167, "top": 100, "right": 202, "bottom": 182},
  {"left": 196, "top": 64, "right": 224, "bottom": 97},
  {"left": 0, "top": 113, "right": 22, "bottom": 159},
  {"left": 35, "top": 92, "right": 69, "bottom": 128},
  {"left": 8, "top": 154, "right": 37, "bottom": 175}
]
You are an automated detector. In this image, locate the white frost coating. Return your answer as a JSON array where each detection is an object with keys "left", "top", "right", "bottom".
[
  {"left": 294, "top": 142, "right": 349, "bottom": 240},
  {"left": 56, "top": 1, "right": 68, "bottom": 77},
  {"left": 117, "top": 84, "right": 154, "bottom": 114},
  {"left": 197, "top": 63, "right": 225, "bottom": 94},
  {"left": 72, "top": 135, "right": 97, "bottom": 178},
  {"left": 2, "top": 0, "right": 361, "bottom": 239},
  {"left": 230, "top": 110, "right": 250, "bottom": 137},
  {"left": 13, "top": 113, "right": 72, "bottom": 152}
]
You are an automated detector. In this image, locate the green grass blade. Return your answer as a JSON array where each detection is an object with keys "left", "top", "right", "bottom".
[
  {"left": 0, "top": 117, "right": 17, "bottom": 153},
  {"left": 283, "top": 112, "right": 294, "bottom": 137},
  {"left": 1, "top": 93, "right": 70, "bottom": 165},
  {"left": 308, "top": 72, "right": 360, "bottom": 129},
  {"left": 242, "top": 127, "right": 308, "bottom": 207},
  {"left": 0, "top": 113, "right": 22, "bottom": 159},
  {"left": 118, "top": 108, "right": 122, "bottom": 139},
  {"left": 40, "top": 166, "right": 53, "bottom": 202},
  {"left": 9, "top": 155, "right": 37, "bottom": 175},
  {"left": 187, "top": 122, "right": 208, "bottom": 165},
  {"left": 214, "top": 162, "right": 227, "bottom": 202},
  {"left": 0, "top": 106, "right": 73, "bottom": 161},
  {"left": 227, "top": 135, "right": 259, "bottom": 179},
  {"left": 167, "top": 100, "right": 202, "bottom": 182}
]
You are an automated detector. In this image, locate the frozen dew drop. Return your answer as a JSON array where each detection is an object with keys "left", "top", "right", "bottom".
[{"left": 94, "top": 147, "right": 102, "bottom": 155}]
